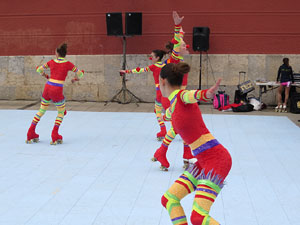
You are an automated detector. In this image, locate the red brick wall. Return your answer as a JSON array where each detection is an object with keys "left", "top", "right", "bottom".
[{"left": 1, "top": 0, "right": 299, "bottom": 55}]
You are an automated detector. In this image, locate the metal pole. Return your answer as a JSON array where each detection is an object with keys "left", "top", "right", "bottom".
[
  {"left": 199, "top": 51, "right": 202, "bottom": 90},
  {"left": 122, "top": 36, "right": 126, "bottom": 70},
  {"left": 122, "top": 36, "right": 127, "bottom": 103},
  {"left": 122, "top": 36, "right": 127, "bottom": 88}
]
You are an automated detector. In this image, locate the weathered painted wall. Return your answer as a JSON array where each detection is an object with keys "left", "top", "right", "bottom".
[
  {"left": 1, "top": 54, "right": 299, "bottom": 105},
  {"left": 0, "top": 0, "right": 300, "bottom": 55}
]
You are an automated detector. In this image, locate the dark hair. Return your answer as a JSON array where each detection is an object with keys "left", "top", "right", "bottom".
[
  {"left": 165, "top": 41, "right": 174, "bottom": 53},
  {"left": 283, "top": 57, "right": 289, "bottom": 66},
  {"left": 56, "top": 43, "right": 68, "bottom": 57},
  {"left": 160, "top": 63, "right": 190, "bottom": 86},
  {"left": 152, "top": 49, "right": 167, "bottom": 61}
]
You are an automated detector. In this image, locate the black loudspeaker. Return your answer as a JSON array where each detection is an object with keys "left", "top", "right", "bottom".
[
  {"left": 125, "top": 12, "right": 142, "bottom": 36},
  {"left": 193, "top": 27, "right": 210, "bottom": 51},
  {"left": 106, "top": 12, "right": 123, "bottom": 36}
]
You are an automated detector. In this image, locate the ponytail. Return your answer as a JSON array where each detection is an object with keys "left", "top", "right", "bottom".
[
  {"left": 165, "top": 41, "right": 174, "bottom": 54},
  {"left": 56, "top": 43, "right": 68, "bottom": 57},
  {"left": 152, "top": 49, "right": 167, "bottom": 61},
  {"left": 160, "top": 63, "right": 190, "bottom": 86}
]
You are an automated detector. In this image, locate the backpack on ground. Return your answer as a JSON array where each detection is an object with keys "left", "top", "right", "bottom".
[{"left": 213, "top": 91, "right": 229, "bottom": 109}]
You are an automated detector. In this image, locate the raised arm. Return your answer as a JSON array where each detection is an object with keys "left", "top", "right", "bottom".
[
  {"left": 169, "top": 11, "right": 184, "bottom": 62},
  {"left": 169, "top": 26, "right": 184, "bottom": 46}
]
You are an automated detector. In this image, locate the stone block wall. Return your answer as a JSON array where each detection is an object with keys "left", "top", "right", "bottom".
[{"left": 0, "top": 54, "right": 299, "bottom": 105}]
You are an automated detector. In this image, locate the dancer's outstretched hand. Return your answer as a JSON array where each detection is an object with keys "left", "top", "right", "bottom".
[
  {"left": 119, "top": 70, "right": 126, "bottom": 76},
  {"left": 173, "top": 11, "right": 184, "bottom": 25},
  {"left": 206, "top": 78, "right": 222, "bottom": 99}
]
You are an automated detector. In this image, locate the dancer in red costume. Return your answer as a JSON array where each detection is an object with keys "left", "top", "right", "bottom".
[
  {"left": 26, "top": 43, "right": 84, "bottom": 145},
  {"left": 120, "top": 50, "right": 170, "bottom": 140},
  {"left": 159, "top": 62, "right": 232, "bottom": 225},
  {"left": 152, "top": 11, "right": 193, "bottom": 171}
]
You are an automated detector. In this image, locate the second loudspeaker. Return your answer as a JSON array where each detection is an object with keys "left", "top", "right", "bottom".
[
  {"left": 193, "top": 27, "right": 210, "bottom": 51},
  {"left": 125, "top": 12, "right": 142, "bottom": 36}
]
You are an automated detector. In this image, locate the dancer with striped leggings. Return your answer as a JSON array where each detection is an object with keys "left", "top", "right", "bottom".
[
  {"left": 159, "top": 62, "right": 232, "bottom": 225},
  {"left": 152, "top": 11, "right": 193, "bottom": 171},
  {"left": 120, "top": 50, "right": 170, "bottom": 140},
  {"left": 26, "top": 43, "right": 84, "bottom": 145}
]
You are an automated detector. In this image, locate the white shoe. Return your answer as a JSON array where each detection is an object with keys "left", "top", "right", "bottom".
[
  {"left": 275, "top": 105, "right": 282, "bottom": 112},
  {"left": 282, "top": 105, "right": 287, "bottom": 113}
]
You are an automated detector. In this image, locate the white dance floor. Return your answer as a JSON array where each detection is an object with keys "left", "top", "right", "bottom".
[{"left": 0, "top": 110, "right": 299, "bottom": 225}]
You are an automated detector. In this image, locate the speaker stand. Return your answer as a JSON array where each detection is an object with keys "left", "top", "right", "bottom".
[
  {"left": 197, "top": 51, "right": 204, "bottom": 106},
  {"left": 199, "top": 51, "right": 202, "bottom": 90},
  {"left": 105, "top": 36, "right": 144, "bottom": 106}
]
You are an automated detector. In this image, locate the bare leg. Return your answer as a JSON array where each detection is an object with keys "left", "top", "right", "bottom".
[
  {"left": 277, "top": 85, "right": 283, "bottom": 106},
  {"left": 275, "top": 85, "right": 284, "bottom": 112},
  {"left": 284, "top": 86, "right": 291, "bottom": 106},
  {"left": 282, "top": 86, "right": 291, "bottom": 112}
]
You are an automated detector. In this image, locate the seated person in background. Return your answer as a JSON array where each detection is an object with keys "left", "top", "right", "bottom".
[{"left": 276, "top": 57, "right": 294, "bottom": 112}]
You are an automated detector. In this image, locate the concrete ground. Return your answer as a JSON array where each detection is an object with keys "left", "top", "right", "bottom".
[{"left": 0, "top": 100, "right": 299, "bottom": 127}]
